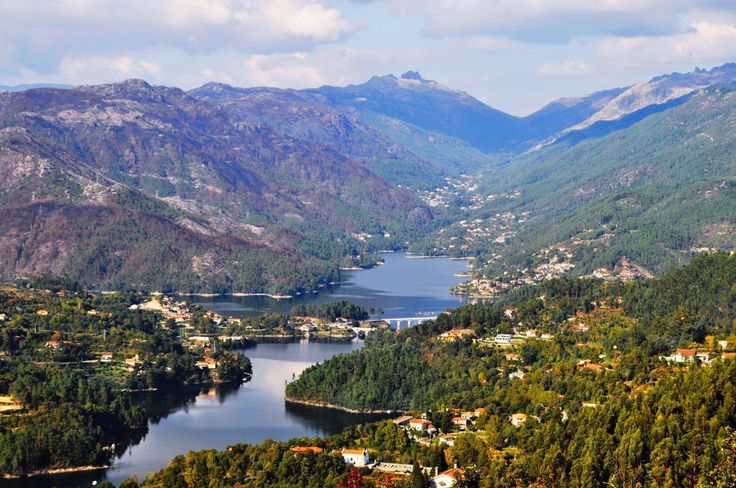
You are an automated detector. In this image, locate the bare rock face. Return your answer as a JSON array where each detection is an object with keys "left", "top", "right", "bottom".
[{"left": 571, "top": 63, "right": 736, "bottom": 131}]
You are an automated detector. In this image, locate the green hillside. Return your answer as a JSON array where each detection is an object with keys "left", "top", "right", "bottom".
[{"left": 472, "top": 84, "right": 736, "bottom": 279}]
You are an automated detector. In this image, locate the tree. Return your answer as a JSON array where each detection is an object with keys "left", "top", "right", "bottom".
[
  {"left": 408, "top": 461, "right": 428, "bottom": 488},
  {"left": 338, "top": 468, "right": 365, "bottom": 488}
]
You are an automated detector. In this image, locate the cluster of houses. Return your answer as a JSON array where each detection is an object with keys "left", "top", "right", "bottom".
[
  {"left": 289, "top": 316, "right": 389, "bottom": 339},
  {"left": 132, "top": 295, "right": 225, "bottom": 326},
  {"left": 661, "top": 344, "right": 736, "bottom": 365},
  {"left": 392, "top": 407, "right": 490, "bottom": 447},
  {"left": 289, "top": 445, "right": 465, "bottom": 487}
]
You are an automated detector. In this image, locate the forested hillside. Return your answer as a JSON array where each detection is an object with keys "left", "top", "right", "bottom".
[
  {"left": 125, "top": 253, "right": 736, "bottom": 487},
  {"left": 428, "top": 82, "right": 736, "bottom": 289},
  {"left": 0, "top": 80, "right": 430, "bottom": 294},
  {"left": 1, "top": 64, "right": 736, "bottom": 294},
  {"left": 280, "top": 253, "right": 736, "bottom": 486}
]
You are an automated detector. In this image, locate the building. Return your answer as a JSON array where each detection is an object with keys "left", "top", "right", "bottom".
[
  {"left": 474, "top": 407, "right": 488, "bottom": 417},
  {"left": 439, "top": 328, "right": 476, "bottom": 342},
  {"left": 673, "top": 349, "right": 696, "bottom": 363},
  {"left": 451, "top": 417, "right": 469, "bottom": 429},
  {"left": 189, "top": 335, "right": 212, "bottom": 345},
  {"left": 438, "top": 434, "right": 456, "bottom": 446},
  {"left": 510, "top": 413, "right": 528, "bottom": 427},
  {"left": 289, "top": 446, "right": 323, "bottom": 455},
  {"left": 36, "top": 309, "right": 49, "bottom": 316},
  {"left": 196, "top": 357, "right": 217, "bottom": 370},
  {"left": 100, "top": 352, "right": 113, "bottom": 363},
  {"left": 431, "top": 468, "right": 464, "bottom": 487},
  {"left": 696, "top": 351, "right": 711, "bottom": 365},
  {"left": 509, "top": 370, "right": 525, "bottom": 380},
  {"left": 341, "top": 448, "right": 369, "bottom": 467},
  {"left": 494, "top": 334, "right": 512, "bottom": 345},
  {"left": 125, "top": 354, "right": 141, "bottom": 370},
  {"left": 408, "top": 418, "right": 437, "bottom": 435},
  {"left": 392, "top": 415, "right": 413, "bottom": 427}
]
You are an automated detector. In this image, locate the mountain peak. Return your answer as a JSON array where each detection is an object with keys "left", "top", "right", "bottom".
[{"left": 400, "top": 71, "right": 425, "bottom": 81}]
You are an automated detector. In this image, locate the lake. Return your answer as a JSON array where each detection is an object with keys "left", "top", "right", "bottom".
[
  {"left": 23, "top": 253, "right": 470, "bottom": 487},
  {"left": 187, "top": 252, "right": 471, "bottom": 319}
]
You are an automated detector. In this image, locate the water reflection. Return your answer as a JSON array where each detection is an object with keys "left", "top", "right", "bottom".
[
  {"left": 188, "top": 252, "right": 470, "bottom": 319},
  {"left": 20, "top": 254, "right": 469, "bottom": 487}
]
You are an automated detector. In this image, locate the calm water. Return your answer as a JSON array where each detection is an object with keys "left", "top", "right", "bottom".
[
  {"left": 21, "top": 253, "right": 470, "bottom": 487},
  {"left": 189, "top": 252, "right": 471, "bottom": 319}
]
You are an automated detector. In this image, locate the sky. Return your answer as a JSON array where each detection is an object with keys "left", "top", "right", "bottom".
[{"left": 2, "top": 1, "right": 736, "bottom": 114}]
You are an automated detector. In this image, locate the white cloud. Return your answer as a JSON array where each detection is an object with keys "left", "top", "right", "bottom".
[
  {"left": 374, "top": 0, "right": 734, "bottom": 42},
  {"left": 597, "top": 15, "right": 736, "bottom": 72},
  {"left": 0, "top": 0, "right": 355, "bottom": 56},
  {"left": 57, "top": 55, "right": 164, "bottom": 83},
  {"left": 537, "top": 60, "right": 593, "bottom": 77}
]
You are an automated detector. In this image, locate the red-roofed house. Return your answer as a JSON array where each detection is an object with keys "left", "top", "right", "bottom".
[
  {"left": 431, "top": 468, "right": 464, "bottom": 487},
  {"left": 674, "top": 349, "right": 696, "bottom": 363}
]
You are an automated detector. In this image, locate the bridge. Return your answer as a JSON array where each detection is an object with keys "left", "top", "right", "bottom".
[{"left": 385, "top": 316, "right": 439, "bottom": 330}]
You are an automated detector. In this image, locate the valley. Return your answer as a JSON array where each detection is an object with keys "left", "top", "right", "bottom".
[
  {"left": 2, "top": 64, "right": 735, "bottom": 298},
  {"left": 1, "top": 60, "right": 736, "bottom": 488}
]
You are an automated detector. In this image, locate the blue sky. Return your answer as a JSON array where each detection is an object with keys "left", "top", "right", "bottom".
[{"left": 2, "top": 1, "right": 736, "bottom": 114}]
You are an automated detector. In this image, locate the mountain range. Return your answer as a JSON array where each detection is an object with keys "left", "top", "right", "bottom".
[{"left": 0, "top": 63, "right": 734, "bottom": 292}]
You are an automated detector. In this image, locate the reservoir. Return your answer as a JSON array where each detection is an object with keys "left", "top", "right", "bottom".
[
  {"left": 25, "top": 253, "right": 470, "bottom": 487},
  {"left": 187, "top": 252, "right": 471, "bottom": 319}
]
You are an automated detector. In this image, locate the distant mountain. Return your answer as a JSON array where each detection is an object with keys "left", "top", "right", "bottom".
[
  {"left": 311, "top": 71, "right": 521, "bottom": 160},
  {"left": 476, "top": 82, "right": 736, "bottom": 277},
  {"left": 0, "top": 80, "right": 429, "bottom": 293},
  {"left": 190, "top": 72, "right": 511, "bottom": 183},
  {"left": 521, "top": 87, "right": 627, "bottom": 145},
  {"left": 569, "top": 63, "right": 736, "bottom": 131},
  {"left": 189, "top": 82, "right": 446, "bottom": 189},
  {"left": 1, "top": 63, "right": 735, "bottom": 293}
]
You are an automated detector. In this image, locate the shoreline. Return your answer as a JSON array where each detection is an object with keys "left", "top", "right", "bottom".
[
  {"left": 284, "top": 397, "right": 404, "bottom": 415},
  {"left": 177, "top": 291, "right": 294, "bottom": 300},
  {"left": 3, "top": 464, "right": 110, "bottom": 479}
]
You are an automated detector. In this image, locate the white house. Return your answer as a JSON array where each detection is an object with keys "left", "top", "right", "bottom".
[
  {"left": 673, "top": 349, "right": 696, "bottom": 363},
  {"left": 509, "top": 413, "right": 528, "bottom": 427},
  {"left": 438, "top": 434, "right": 456, "bottom": 447},
  {"left": 451, "top": 417, "right": 469, "bottom": 430},
  {"left": 100, "top": 352, "right": 113, "bottom": 363},
  {"left": 431, "top": 468, "right": 464, "bottom": 487},
  {"left": 508, "top": 370, "right": 525, "bottom": 380},
  {"left": 189, "top": 335, "right": 212, "bottom": 344},
  {"left": 495, "top": 334, "right": 512, "bottom": 345},
  {"left": 342, "top": 448, "right": 369, "bottom": 467}
]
